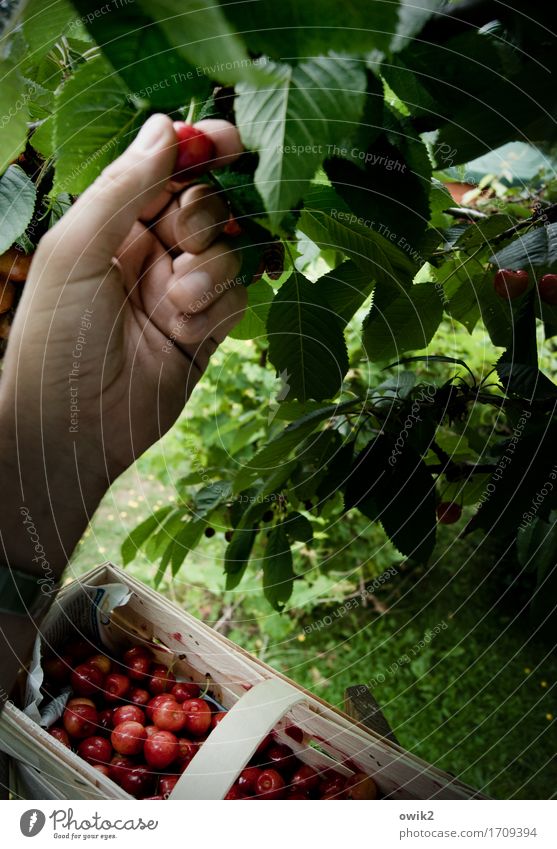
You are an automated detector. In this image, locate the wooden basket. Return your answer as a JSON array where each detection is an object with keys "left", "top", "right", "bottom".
[{"left": 0, "top": 563, "right": 482, "bottom": 800}]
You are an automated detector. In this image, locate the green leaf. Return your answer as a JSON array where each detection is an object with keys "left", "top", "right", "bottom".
[
  {"left": 325, "top": 110, "right": 432, "bottom": 253},
  {"left": 263, "top": 525, "right": 295, "bottom": 611},
  {"left": 140, "top": 0, "right": 263, "bottom": 86},
  {"left": 389, "top": 0, "right": 442, "bottom": 53},
  {"left": 52, "top": 56, "right": 140, "bottom": 195},
  {"left": 455, "top": 214, "right": 515, "bottom": 252},
  {"left": 170, "top": 520, "right": 205, "bottom": 576},
  {"left": 312, "top": 261, "right": 374, "bottom": 325},
  {"left": 299, "top": 184, "right": 417, "bottom": 282},
  {"left": 489, "top": 224, "right": 557, "bottom": 275},
  {"left": 72, "top": 0, "right": 206, "bottom": 109},
  {"left": 224, "top": 528, "right": 258, "bottom": 590},
  {"left": 345, "top": 435, "right": 437, "bottom": 562},
  {"left": 222, "top": 0, "right": 402, "bottom": 58},
  {"left": 0, "top": 61, "right": 30, "bottom": 175},
  {"left": 233, "top": 400, "right": 357, "bottom": 492},
  {"left": 229, "top": 279, "right": 274, "bottom": 340},
  {"left": 363, "top": 282, "right": 443, "bottom": 362},
  {"left": 0, "top": 166, "right": 36, "bottom": 253},
  {"left": 267, "top": 270, "right": 349, "bottom": 402},
  {"left": 235, "top": 57, "right": 366, "bottom": 229},
  {"left": 121, "top": 506, "right": 173, "bottom": 565},
  {"left": 283, "top": 512, "right": 313, "bottom": 543},
  {"left": 23, "top": 0, "right": 75, "bottom": 64},
  {"left": 191, "top": 481, "right": 232, "bottom": 518}
]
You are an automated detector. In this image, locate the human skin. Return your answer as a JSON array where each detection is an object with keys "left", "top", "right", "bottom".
[{"left": 0, "top": 114, "right": 246, "bottom": 695}]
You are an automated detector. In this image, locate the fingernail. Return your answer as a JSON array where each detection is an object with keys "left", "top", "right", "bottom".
[
  {"left": 132, "top": 114, "right": 169, "bottom": 152},
  {"left": 183, "top": 209, "right": 217, "bottom": 239}
]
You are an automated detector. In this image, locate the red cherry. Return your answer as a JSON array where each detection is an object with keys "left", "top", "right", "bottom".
[
  {"left": 97, "top": 709, "right": 114, "bottom": 735},
  {"left": 77, "top": 736, "right": 113, "bottom": 766},
  {"left": 67, "top": 697, "right": 95, "bottom": 708},
  {"left": 159, "top": 775, "right": 179, "bottom": 798},
  {"left": 144, "top": 730, "right": 179, "bottom": 770},
  {"left": 88, "top": 654, "right": 112, "bottom": 675},
  {"left": 144, "top": 795, "right": 164, "bottom": 800},
  {"left": 538, "top": 273, "right": 557, "bottom": 305},
  {"left": 176, "top": 737, "right": 198, "bottom": 769},
  {"left": 223, "top": 215, "right": 242, "bottom": 237},
  {"left": 181, "top": 698, "right": 212, "bottom": 737},
  {"left": 48, "top": 726, "right": 70, "bottom": 747},
  {"left": 108, "top": 754, "right": 135, "bottom": 786},
  {"left": 146, "top": 694, "right": 175, "bottom": 723},
  {"left": 493, "top": 268, "right": 529, "bottom": 299},
  {"left": 71, "top": 663, "right": 105, "bottom": 697},
  {"left": 319, "top": 772, "right": 347, "bottom": 798},
  {"left": 210, "top": 710, "right": 227, "bottom": 730},
  {"left": 93, "top": 764, "right": 111, "bottom": 778},
  {"left": 255, "top": 768, "right": 285, "bottom": 799},
  {"left": 224, "top": 783, "right": 246, "bottom": 799},
  {"left": 43, "top": 655, "right": 72, "bottom": 685},
  {"left": 111, "top": 721, "right": 147, "bottom": 756},
  {"left": 171, "top": 682, "right": 200, "bottom": 702},
  {"left": 344, "top": 772, "right": 379, "bottom": 800},
  {"left": 256, "top": 733, "right": 272, "bottom": 754},
  {"left": 129, "top": 687, "right": 151, "bottom": 707},
  {"left": 119, "top": 765, "right": 156, "bottom": 798},
  {"left": 104, "top": 673, "right": 131, "bottom": 702},
  {"left": 64, "top": 639, "right": 94, "bottom": 662},
  {"left": 237, "top": 766, "right": 261, "bottom": 796},
  {"left": 113, "top": 704, "right": 145, "bottom": 726},
  {"left": 149, "top": 665, "right": 176, "bottom": 696},
  {"left": 123, "top": 646, "right": 153, "bottom": 665},
  {"left": 125, "top": 655, "right": 152, "bottom": 682},
  {"left": 436, "top": 501, "right": 462, "bottom": 525},
  {"left": 262, "top": 742, "right": 295, "bottom": 773},
  {"left": 172, "top": 123, "right": 216, "bottom": 179},
  {"left": 291, "top": 764, "right": 320, "bottom": 793},
  {"left": 63, "top": 703, "right": 98, "bottom": 739},
  {"left": 153, "top": 699, "right": 186, "bottom": 733},
  {"left": 144, "top": 725, "right": 158, "bottom": 738}
]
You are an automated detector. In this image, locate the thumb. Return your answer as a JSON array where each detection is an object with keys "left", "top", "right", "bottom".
[{"left": 46, "top": 114, "right": 177, "bottom": 271}]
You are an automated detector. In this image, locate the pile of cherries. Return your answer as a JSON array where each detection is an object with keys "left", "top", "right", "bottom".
[{"left": 43, "top": 639, "right": 378, "bottom": 800}]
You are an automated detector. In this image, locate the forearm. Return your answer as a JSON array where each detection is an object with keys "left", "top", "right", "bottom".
[{"left": 0, "top": 410, "right": 107, "bottom": 700}]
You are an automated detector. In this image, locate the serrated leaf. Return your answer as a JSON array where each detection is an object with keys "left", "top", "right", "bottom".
[
  {"left": 263, "top": 525, "right": 295, "bottom": 610},
  {"left": 52, "top": 56, "right": 140, "bottom": 195},
  {"left": 72, "top": 0, "right": 205, "bottom": 109},
  {"left": 489, "top": 223, "right": 557, "bottom": 274},
  {"left": 389, "top": 0, "right": 442, "bottom": 52},
  {"left": 363, "top": 282, "right": 443, "bottom": 362},
  {"left": 170, "top": 520, "right": 205, "bottom": 576},
  {"left": 345, "top": 435, "right": 436, "bottom": 562},
  {"left": 0, "top": 61, "right": 30, "bottom": 175},
  {"left": 299, "top": 184, "right": 417, "bottom": 282},
  {"left": 283, "top": 512, "right": 313, "bottom": 543},
  {"left": 267, "top": 270, "right": 349, "bottom": 402},
  {"left": 192, "top": 481, "right": 232, "bottom": 519},
  {"left": 23, "top": 0, "right": 75, "bottom": 64},
  {"left": 222, "top": 0, "right": 401, "bottom": 58},
  {"left": 140, "top": 0, "right": 264, "bottom": 86},
  {"left": 455, "top": 213, "right": 515, "bottom": 251},
  {"left": 224, "top": 528, "right": 258, "bottom": 589},
  {"left": 312, "top": 261, "right": 374, "bottom": 325},
  {"left": 235, "top": 57, "right": 366, "bottom": 229},
  {"left": 233, "top": 400, "right": 357, "bottom": 492},
  {"left": 121, "top": 506, "right": 173, "bottom": 565},
  {"left": 0, "top": 165, "right": 36, "bottom": 253},
  {"left": 229, "top": 279, "right": 274, "bottom": 340}
]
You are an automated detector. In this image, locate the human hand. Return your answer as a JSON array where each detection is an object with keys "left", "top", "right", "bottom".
[{"left": 0, "top": 114, "right": 246, "bottom": 574}]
